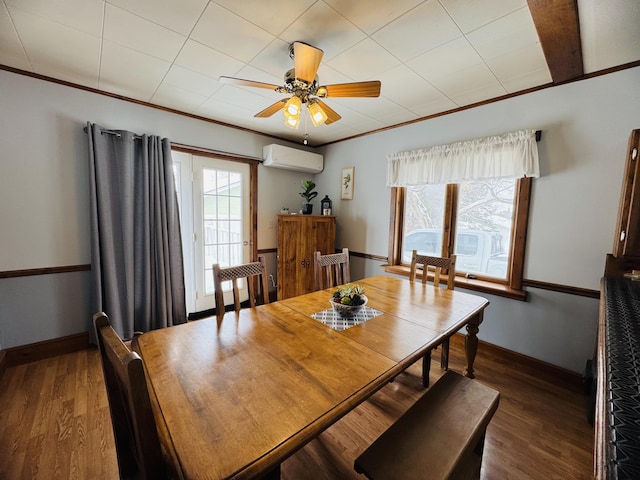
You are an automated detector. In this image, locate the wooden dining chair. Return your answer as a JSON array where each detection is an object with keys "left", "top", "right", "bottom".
[
  {"left": 213, "top": 254, "right": 269, "bottom": 321},
  {"left": 314, "top": 247, "right": 351, "bottom": 290},
  {"left": 410, "top": 250, "right": 457, "bottom": 387},
  {"left": 93, "top": 312, "right": 170, "bottom": 480}
]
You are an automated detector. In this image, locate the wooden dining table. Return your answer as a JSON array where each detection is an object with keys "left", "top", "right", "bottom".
[{"left": 135, "top": 274, "right": 489, "bottom": 480}]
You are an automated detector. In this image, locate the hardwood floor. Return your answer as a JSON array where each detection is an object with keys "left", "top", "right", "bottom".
[{"left": 0, "top": 338, "right": 593, "bottom": 479}]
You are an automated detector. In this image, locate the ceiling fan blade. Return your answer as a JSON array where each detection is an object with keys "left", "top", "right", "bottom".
[
  {"left": 254, "top": 100, "right": 286, "bottom": 118},
  {"left": 321, "top": 81, "right": 381, "bottom": 98},
  {"left": 293, "top": 41, "right": 323, "bottom": 85},
  {"left": 316, "top": 100, "right": 341, "bottom": 125},
  {"left": 219, "top": 76, "right": 281, "bottom": 91}
]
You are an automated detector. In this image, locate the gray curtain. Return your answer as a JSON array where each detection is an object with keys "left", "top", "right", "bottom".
[{"left": 87, "top": 122, "right": 186, "bottom": 339}]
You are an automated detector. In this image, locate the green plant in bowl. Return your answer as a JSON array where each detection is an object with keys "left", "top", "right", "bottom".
[{"left": 331, "top": 284, "right": 367, "bottom": 317}]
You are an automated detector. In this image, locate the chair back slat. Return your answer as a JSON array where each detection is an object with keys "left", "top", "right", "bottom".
[
  {"left": 409, "top": 250, "right": 457, "bottom": 290},
  {"left": 314, "top": 248, "right": 351, "bottom": 290},
  {"left": 94, "top": 312, "right": 168, "bottom": 480},
  {"left": 213, "top": 255, "right": 269, "bottom": 321}
]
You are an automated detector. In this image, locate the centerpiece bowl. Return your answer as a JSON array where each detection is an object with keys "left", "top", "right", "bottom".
[{"left": 330, "top": 284, "right": 367, "bottom": 318}]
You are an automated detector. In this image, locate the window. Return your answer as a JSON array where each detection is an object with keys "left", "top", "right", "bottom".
[
  {"left": 402, "top": 179, "right": 513, "bottom": 279},
  {"left": 386, "top": 130, "right": 538, "bottom": 299},
  {"left": 388, "top": 177, "right": 531, "bottom": 299}
]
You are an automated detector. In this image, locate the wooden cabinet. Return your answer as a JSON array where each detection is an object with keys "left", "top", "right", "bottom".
[
  {"left": 277, "top": 215, "right": 336, "bottom": 300},
  {"left": 613, "top": 129, "right": 640, "bottom": 258}
]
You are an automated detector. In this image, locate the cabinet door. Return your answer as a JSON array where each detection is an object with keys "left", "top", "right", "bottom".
[
  {"left": 300, "top": 217, "right": 336, "bottom": 294},
  {"left": 277, "top": 216, "right": 303, "bottom": 300},
  {"left": 613, "top": 130, "right": 640, "bottom": 258}
]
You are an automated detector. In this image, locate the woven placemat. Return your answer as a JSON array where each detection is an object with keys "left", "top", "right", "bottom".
[{"left": 311, "top": 306, "right": 383, "bottom": 331}]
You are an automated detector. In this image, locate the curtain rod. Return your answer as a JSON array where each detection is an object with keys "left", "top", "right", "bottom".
[{"left": 83, "top": 126, "right": 142, "bottom": 139}]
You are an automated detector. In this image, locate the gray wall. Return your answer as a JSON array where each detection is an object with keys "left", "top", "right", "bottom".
[{"left": 1, "top": 66, "right": 638, "bottom": 374}]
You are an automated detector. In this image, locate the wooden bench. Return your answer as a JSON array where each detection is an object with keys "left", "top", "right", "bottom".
[{"left": 354, "top": 371, "right": 500, "bottom": 480}]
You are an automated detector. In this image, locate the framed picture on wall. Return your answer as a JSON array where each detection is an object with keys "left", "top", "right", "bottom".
[{"left": 341, "top": 167, "right": 354, "bottom": 200}]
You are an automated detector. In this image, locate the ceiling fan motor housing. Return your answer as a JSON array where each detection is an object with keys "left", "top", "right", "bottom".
[{"left": 284, "top": 68, "right": 318, "bottom": 97}]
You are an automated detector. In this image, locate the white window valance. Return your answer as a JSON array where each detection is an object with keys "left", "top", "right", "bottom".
[{"left": 387, "top": 129, "right": 540, "bottom": 187}]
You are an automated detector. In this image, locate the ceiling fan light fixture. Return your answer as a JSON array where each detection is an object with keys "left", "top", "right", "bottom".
[
  {"left": 308, "top": 101, "right": 328, "bottom": 127},
  {"left": 284, "top": 96, "right": 302, "bottom": 117},
  {"left": 285, "top": 115, "right": 300, "bottom": 129}
]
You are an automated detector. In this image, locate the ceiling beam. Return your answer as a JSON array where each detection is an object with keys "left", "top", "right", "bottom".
[{"left": 527, "top": 0, "right": 583, "bottom": 83}]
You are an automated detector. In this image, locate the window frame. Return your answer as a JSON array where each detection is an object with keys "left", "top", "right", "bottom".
[{"left": 385, "top": 177, "right": 531, "bottom": 300}]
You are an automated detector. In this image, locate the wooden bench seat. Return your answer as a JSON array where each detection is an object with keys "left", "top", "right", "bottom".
[{"left": 354, "top": 371, "right": 500, "bottom": 480}]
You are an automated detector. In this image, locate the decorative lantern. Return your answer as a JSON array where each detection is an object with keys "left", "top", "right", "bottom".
[{"left": 321, "top": 195, "right": 332, "bottom": 216}]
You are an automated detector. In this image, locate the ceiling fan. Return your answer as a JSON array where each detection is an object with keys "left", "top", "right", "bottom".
[{"left": 219, "top": 41, "right": 381, "bottom": 130}]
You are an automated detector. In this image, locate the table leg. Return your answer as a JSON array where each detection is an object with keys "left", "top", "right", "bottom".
[{"left": 463, "top": 311, "right": 483, "bottom": 378}]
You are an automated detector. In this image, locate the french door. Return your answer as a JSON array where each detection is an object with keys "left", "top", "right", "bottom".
[{"left": 173, "top": 151, "right": 250, "bottom": 313}]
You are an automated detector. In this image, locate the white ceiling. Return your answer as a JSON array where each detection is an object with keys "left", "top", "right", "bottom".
[{"left": 1, "top": 0, "right": 639, "bottom": 146}]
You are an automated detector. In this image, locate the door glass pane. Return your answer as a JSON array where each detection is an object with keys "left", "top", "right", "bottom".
[
  {"left": 402, "top": 184, "right": 446, "bottom": 263},
  {"left": 455, "top": 179, "right": 515, "bottom": 279},
  {"left": 201, "top": 167, "right": 245, "bottom": 296}
]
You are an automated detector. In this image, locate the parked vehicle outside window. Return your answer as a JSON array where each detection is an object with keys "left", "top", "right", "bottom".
[
  {"left": 402, "top": 179, "right": 515, "bottom": 280},
  {"left": 402, "top": 228, "right": 508, "bottom": 278}
]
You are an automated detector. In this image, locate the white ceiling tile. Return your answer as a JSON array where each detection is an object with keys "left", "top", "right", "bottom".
[
  {"left": 578, "top": 0, "right": 640, "bottom": 73},
  {"left": 410, "top": 95, "right": 458, "bottom": 117},
  {"left": 0, "top": 3, "right": 32, "bottom": 70},
  {"left": 377, "top": 64, "right": 445, "bottom": 109},
  {"left": 162, "top": 65, "right": 220, "bottom": 97},
  {"left": 380, "top": 109, "right": 421, "bottom": 126},
  {"left": 151, "top": 83, "right": 207, "bottom": 113},
  {"left": 323, "top": 103, "right": 385, "bottom": 130},
  {"left": 9, "top": 8, "right": 101, "bottom": 86},
  {"left": 279, "top": 1, "right": 366, "bottom": 60},
  {"left": 99, "top": 41, "right": 171, "bottom": 100},
  {"left": 316, "top": 64, "right": 356, "bottom": 86},
  {"left": 212, "top": 84, "right": 277, "bottom": 113},
  {"left": 428, "top": 62, "right": 501, "bottom": 98},
  {"left": 6, "top": 0, "right": 104, "bottom": 36},
  {"left": 485, "top": 42, "right": 550, "bottom": 86},
  {"left": 440, "top": 0, "right": 526, "bottom": 34},
  {"left": 104, "top": 5, "right": 186, "bottom": 61},
  {"left": 191, "top": 3, "right": 274, "bottom": 63},
  {"left": 248, "top": 38, "right": 295, "bottom": 78},
  {"left": 451, "top": 81, "right": 507, "bottom": 107},
  {"left": 326, "top": 38, "right": 400, "bottom": 79},
  {"left": 466, "top": 7, "right": 539, "bottom": 61},
  {"left": 500, "top": 67, "right": 552, "bottom": 93},
  {"left": 324, "top": 0, "right": 422, "bottom": 34},
  {"left": 408, "top": 37, "right": 483, "bottom": 81},
  {"left": 107, "top": 0, "right": 208, "bottom": 36},
  {"left": 372, "top": 0, "right": 462, "bottom": 62},
  {"left": 195, "top": 95, "right": 257, "bottom": 122},
  {"left": 174, "top": 40, "right": 245, "bottom": 80},
  {"left": 329, "top": 95, "right": 403, "bottom": 118},
  {"left": 213, "top": 0, "right": 316, "bottom": 36}
]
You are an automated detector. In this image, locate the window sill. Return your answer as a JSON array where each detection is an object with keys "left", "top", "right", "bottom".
[{"left": 383, "top": 265, "right": 527, "bottom": 301}]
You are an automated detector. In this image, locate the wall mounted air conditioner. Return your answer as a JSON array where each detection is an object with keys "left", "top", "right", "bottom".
[{"left": 262, "top": 144, "right": 324, "bottom": 173}]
